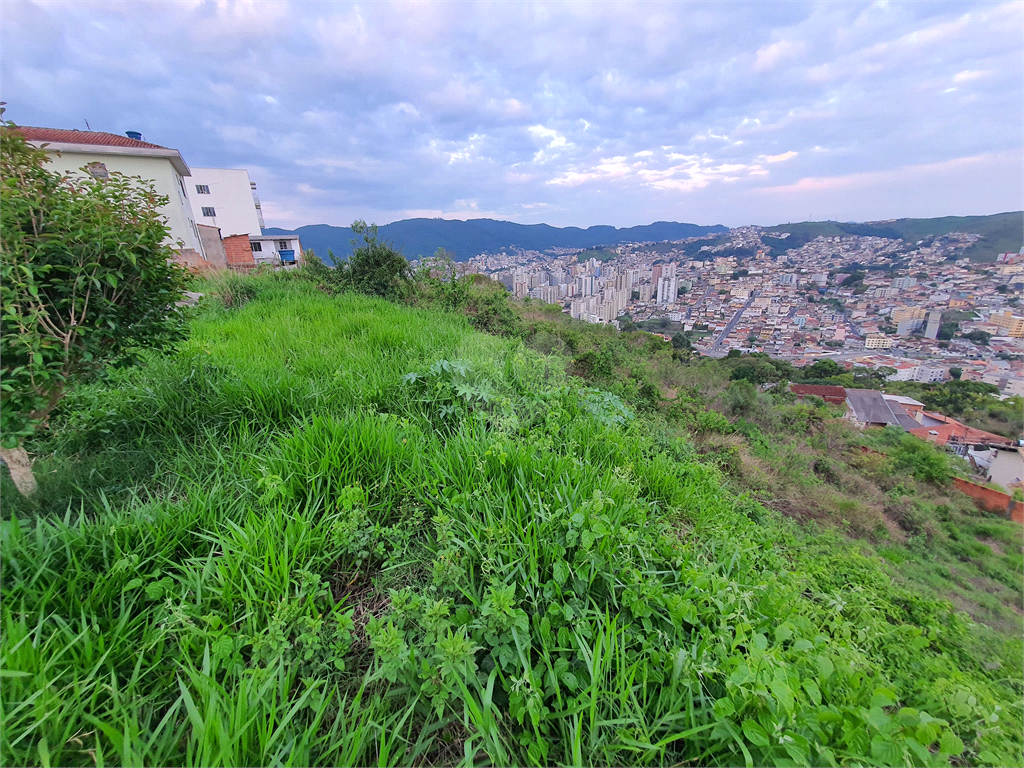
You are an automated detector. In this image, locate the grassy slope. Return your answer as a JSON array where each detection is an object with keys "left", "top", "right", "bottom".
[
  {"left": 519, "top": 307, "right": 1023, "bottom": 631},
  {"left": 2, "top": 274, "right": 1022, "bottom": 767}
]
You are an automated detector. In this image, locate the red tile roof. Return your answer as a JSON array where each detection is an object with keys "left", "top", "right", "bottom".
[
  {"left": 13, "top": 127, "right": 168, "bottom": 150},
  {"left": 910, "top": 420, "right": 1013, "bottom": 447},
  {"left": 790, "top": 384, "right": 848, "bottom": 404}
]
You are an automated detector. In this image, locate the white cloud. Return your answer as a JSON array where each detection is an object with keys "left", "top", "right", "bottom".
[
  {"left": 762, "top": 151, "right": 798, "bottom": 163},
  {"left": 753, "top": 39, "right": 805, "bottom": 72}
]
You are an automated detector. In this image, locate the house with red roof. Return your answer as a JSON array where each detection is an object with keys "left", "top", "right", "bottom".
[
  {"left": 909, "top": 412, "right": 1015, "bottom": 448},
  {"left": 16, "top": 126, "right": 210, "bottom": 266},
  {"left": 789, "top": 384, "right": 849, "bottom": 407}
]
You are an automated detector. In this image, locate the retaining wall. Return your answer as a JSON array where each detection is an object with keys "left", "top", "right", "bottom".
[{"left": 953, "top": 477, "right": 1024, "bottom": 523}]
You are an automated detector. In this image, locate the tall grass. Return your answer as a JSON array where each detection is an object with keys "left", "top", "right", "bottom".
[{"left": 2, "top": 274, "right": 1021, "bottom": 767}]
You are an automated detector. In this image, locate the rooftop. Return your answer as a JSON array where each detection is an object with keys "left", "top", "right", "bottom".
[
  {"left": 15, "top": 126, "right": 190, "bottom": 176},
  {"left": 14, "top": 126, "right": 167, "bottom": 150}
]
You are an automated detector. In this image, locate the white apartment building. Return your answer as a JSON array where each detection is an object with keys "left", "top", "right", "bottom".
[
  {"left": 864, "top": 335, "right": 894, "bottom": 349},
  {"left": 892, "top": 277, "right": 917, "bottom": 290},
  {"left": 915, "top": 367, "right": 946, "bottom": 383},
  {"left": 188, "top": 168, "right": 264, "bottom": 238},
  {"left": 656, "top": 276, "right": 678, "bottom": 304},
  {"left": 21, "top": 127, "right": 205, "bottom": 257}
]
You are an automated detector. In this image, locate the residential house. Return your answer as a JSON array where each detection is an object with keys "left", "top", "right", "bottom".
[
  {"left": 881, "top": 395, "right": 925, "bottom": 420},
  {"left": 248, "top": 234, "right": 304, "bottom": 268},
  {"left": 845, "top": 389, "right": 919, "bottom": 430},
  {"left": 789, "top": 384, "right": 848, "bottom": 407},
  {"left": 18, "top": 127, "right": 206, "bottom": 262},
  {"left": 909, "top": 414, "right": 1014, "bottom": 449}
]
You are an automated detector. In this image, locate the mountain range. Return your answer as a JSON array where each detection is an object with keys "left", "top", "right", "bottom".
[
  {"left": 262, "top": 219, "right": 727, "bottom": 263},
  {"left": 263, "top": 211, "right": 1023, "bottom": 264}
]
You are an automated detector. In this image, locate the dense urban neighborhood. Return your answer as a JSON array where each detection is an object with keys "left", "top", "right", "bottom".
[{"left": 461, "top": 226, "right": 1024, "bottom": 399}]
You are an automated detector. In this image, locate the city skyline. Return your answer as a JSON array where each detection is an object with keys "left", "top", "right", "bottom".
[{"left": 3, "top": 1, "right": 1021, "bottom": 231}]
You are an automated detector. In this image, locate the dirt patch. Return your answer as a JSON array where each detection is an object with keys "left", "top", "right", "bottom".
[
  {"left": 977, "top": 537, "right": 1005, "bottom": 556},
  {"left": 881, "top": 514, "right": 908, "bottom": 543},
  {"left": 328, "top": 567, "right": 390, "bottom": 650}
]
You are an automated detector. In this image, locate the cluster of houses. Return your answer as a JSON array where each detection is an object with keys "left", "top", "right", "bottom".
[
  {"left": 790, "top": 384, "right": 1023, "bottom": 495},
  {"left": 15, "top": 126, "right": 301, "bottom": 273}
]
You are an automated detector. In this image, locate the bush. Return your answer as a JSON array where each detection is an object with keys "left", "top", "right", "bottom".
[{"left": 890, "top": 434, "right": 954, "bottom": 484}]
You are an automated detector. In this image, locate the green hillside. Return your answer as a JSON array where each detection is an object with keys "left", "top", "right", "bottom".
[{"left": 2, "top": 273, "right": 1022, "bottom": 767}]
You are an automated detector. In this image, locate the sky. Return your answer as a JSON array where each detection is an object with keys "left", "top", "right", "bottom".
[{"left": 3, "top": 0, "right": 1022, "bottom": 230}]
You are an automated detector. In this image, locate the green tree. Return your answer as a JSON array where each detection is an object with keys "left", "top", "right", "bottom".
[
  {"left": 671, "top": 332, "right": 692, "bottom": 351},
  {"left": 949, "top": 366, "right": 963, "bottom": 380},
  {"left": 723, "top": 379, "right": 757, "bottom": 415},
  {"left": 802, "top": 358, "right": 843, "bottom": 380},
  {"left": 339, "top": 220, "right": 411, "bottom": 301},
  {"left": 1, "top": 121, "right": 190, "bottom": 495},
  {"left": 416, "top": 248, "right": 469, "bottom": 311},
  {"left": 962, "top": 330, "right": 991, "bottom": 346}
]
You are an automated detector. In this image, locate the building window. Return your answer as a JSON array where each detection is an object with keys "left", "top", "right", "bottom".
[
  {"left": 251, "top": 242, "right": 263, "bottom": 252},
  {"left": 85, "top": 162, "right": 109, "bottom": 180},
  {"left": 201, "top": 207, "right": 216, "bottom": 217},
  {"left": 277, "top": 240, "right": 290, "bottom": 250},
  {"left": 196, "top": 185, "right": 211, "bottom": 194}
]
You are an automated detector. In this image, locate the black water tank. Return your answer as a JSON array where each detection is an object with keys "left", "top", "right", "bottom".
[{"left": 125, "top": 131, "right": 142, "bottom": 141}]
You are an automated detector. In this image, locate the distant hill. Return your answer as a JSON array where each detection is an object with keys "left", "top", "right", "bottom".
[
  {"left": 765, "top": 211, "right": 1022, "bottom": 262},
  {"left": 268, "top": 211, "right": 1021, "bottom": 264},
  {"left": 262, "top": 218, "right": 728, "bottom": 264}
]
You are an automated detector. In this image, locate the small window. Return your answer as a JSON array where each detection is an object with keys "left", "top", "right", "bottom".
[
  {"left": 196, "top": 185, "right": 211, "bottom": 194},
  {"left": 86, "top": 162, "right": 109, "bottom": 180},
  {"left": 201, "top": 207, "right": 216, "bottom": 217},
  {"left": 251, "top": 242, "right": 263, "bottom": 252},
  {"left": 277, "top": 240, "right": 290, "bottom": 250}
]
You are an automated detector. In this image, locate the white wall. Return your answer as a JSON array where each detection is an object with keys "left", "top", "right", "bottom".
[
  {"left": 188, "top": 168, "right": 263, "bottom": 238},
  {"left": 46, "top": 150, "right": 204, "bottom": 255},
  {"left": 250, "top": 235, "right": 303, "bottom": 265}
]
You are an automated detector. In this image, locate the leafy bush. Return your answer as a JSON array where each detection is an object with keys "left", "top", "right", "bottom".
[
  {"left": 0, "top": 120, "right": 189, "bottom": 493},
  {"left": 890, "top": 434, "right": 955, "bottom": 484}
]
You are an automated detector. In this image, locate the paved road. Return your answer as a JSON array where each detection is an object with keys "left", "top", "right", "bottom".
[{"left": 710, "top": 291, "right": 760, "bottom": 351}]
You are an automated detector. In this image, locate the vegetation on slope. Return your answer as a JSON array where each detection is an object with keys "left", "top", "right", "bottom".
[
  {"left": 763, "top": 212, "right": 1023, "bottom": 261},
  {"left": 2, "top": 269, "right": 1021, "bottom": 767}
]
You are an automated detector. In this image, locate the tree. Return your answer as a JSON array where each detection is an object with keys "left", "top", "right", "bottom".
[
  {"left": 949, "top": 366, "right": 963, "bottom": 380},
  {"left": 962, "top": 330, "right": 991, "bottom": 346},
  {"left": 723, "top": 379, "right": 757, "bottom": 415},
  {"left": 416, "top": 248, "right": 469, "bottom": 311},
  {"left": 671, "top": 332, "right": 692, "bottom": 351},
  {"left": 802, "top": 358, "right": 843, "bottom": 380},
  {"left": 339, "top": 220, "right": 411, "bottom": 301},
  {"left": 841, "top": 271, "right": 866, "bottom": 287},
  {"left": 1, "top": 121, "right": 190, "bottom": 495}
]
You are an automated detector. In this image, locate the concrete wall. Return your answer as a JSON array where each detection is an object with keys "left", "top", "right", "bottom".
[
  {"left": 188, "top": 168, "right": 263, "bottom": 238},
  {"left": 45, "top": 150, "right": 204, "bottom": 255},
  {"left": 197, "top": 224, "right": 227, "bottom": 270}
]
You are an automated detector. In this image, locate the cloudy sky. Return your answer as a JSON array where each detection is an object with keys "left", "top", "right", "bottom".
[{"left": 3, "top": 1, "right": 1021, "bottom": 229}]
